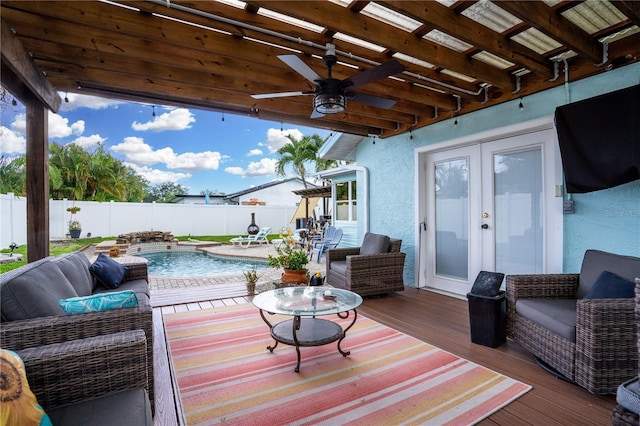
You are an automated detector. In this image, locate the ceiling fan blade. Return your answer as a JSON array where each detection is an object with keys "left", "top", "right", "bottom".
[
  {"left": 310, "top": 109, "right": 325, "bottom": 119},
  {"left": 349, "top": 92, "right": 397, "bottom": 109},
  {"left": 344, "top": 60, "right": 405, "bottom": 89},
  {"left": 251, "top": 91, "right": 311, "bottom": 99},
  {"left": 278, "top": 55, "right": 322, "bottom": 84}
]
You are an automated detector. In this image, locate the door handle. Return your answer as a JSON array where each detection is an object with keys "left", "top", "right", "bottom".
[{"left": 481, "top": 224, "right": 489, "bottom": 229}]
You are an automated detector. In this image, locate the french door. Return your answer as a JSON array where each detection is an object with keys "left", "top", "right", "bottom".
[{"left": 423, "top": 128, "right": 561, "bottom": 296}]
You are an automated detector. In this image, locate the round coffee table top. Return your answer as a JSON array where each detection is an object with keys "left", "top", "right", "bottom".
[{"left": 253, "top": 286, "right": 362, "bottom": 317}]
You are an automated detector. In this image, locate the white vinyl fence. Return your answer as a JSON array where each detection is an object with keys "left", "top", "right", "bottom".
[{"left": 0, "top": 193, "right": 298, "bottom": 248}]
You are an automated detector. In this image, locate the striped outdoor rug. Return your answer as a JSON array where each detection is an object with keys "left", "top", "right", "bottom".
[{"left": 164, "top": 304, "right": 531, "bottom": 425}]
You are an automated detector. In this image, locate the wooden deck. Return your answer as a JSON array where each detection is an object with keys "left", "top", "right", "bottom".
[{"left": 152, "top": 286, "right": 617, "bottom": 426}]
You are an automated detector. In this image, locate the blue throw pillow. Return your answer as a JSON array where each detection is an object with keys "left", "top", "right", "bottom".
[
  {"left": 89, "top": 253, "right": 129, "bottom": 289},
  {"left": 58, "top": 290, "right": 138, "bottom": 314},
  {"left": 584, "top": 271, "right": 635, "bottom": 299}
]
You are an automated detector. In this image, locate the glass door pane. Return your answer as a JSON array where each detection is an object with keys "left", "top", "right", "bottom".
[
  {"left": 493, "top": 148, "right": 543, "bottom": 274},
  {"left": 435, "top": 158, "right": 469, "bottom": 280}
]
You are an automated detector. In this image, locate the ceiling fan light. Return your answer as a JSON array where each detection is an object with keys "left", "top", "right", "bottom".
[{"left": 314, "top": 93, "right": 345, "bottom": 114}]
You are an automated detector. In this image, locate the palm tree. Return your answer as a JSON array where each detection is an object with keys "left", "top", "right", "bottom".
[{"left": 275, "top": 134, "right": 330, "bottom": 188}]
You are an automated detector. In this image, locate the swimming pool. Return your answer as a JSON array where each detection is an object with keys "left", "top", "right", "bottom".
[{"left": 139, "top": 251, "right": 267, "bottom": 277}]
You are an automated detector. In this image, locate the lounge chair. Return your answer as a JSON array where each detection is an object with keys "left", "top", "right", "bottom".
[
  {"left": 230, "top": 227, "right": 271, "bottom": 248},
  {"left": 310, "top": 226, "right": 343, "bottom": 263}
]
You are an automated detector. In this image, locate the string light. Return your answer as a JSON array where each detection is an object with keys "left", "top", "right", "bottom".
[
  {"left": 64, "top": 93, "right": 69, "bottom": 103},
  {"left": 409, "top": 130, "right": 413, "bottom": 140},
  {"left": 11, "top": 98, "right": 17, "bottom": 106},
  {"left": 221, "top": 113, "right": 225, "bottom": 122},
  {"left": 454, "top": 116, "right": 458, "bottom": 128},
  {"left": 519, "top": 97, "right": 524, "bottom": 111},
  {"left": 152, "top": 106, "right": 156, "bottom": 117}
]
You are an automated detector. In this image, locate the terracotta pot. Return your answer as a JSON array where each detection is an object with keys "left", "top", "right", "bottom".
[{"left": 281, "top": 269, "right": 309, "bottom": 285}]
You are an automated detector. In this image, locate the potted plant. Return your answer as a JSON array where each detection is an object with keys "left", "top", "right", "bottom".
[
  {"left": 68, "top": 220, "right": 82, "bottom": 239},
  {"left": 66, "top": 206, "right": 81, "bottom": 215},
  {"left": 267, "top": 227, "right": 310, "bottom": 285},
  {"left": 242, "top": 267, "right": 260, "bottom": 295}
]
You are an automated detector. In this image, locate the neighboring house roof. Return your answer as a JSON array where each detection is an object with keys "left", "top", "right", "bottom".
[
  {"left": 169, "top": 194, "right": 226, "bottom": 203},
  {"left": 223, "top": 178, "right": 316, "bottom": 200}
]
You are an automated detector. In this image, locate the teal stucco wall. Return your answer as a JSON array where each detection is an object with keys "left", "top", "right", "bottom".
[{"left": 356, "top": 63, "right": 640, "bottom": 286}]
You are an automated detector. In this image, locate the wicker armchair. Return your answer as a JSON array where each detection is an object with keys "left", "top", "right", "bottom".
[
  {"left": 611, "top": 278, "right": 640, "bottom": 426},
  {"left": 16, "top": 330, "right": 152, "bottom": 424},
  {"left": 506, "top": 250, "right": 640, "bottom": 394},
  {"left": 326, "top": 233, "right": 405, "bottom": 297}
]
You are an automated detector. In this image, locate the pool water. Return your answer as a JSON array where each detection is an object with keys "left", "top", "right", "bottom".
[{"left": 140, "top": 251, "right": 267, "bottom": 277}]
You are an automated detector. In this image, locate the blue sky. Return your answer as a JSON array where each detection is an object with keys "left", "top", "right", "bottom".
[{"left": 0, "top": 93, "right": 331, "bottom": 195}]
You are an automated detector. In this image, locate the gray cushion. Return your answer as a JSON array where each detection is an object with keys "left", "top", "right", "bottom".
[
  {"left": 516, "top": 298, "right": 577, "bottom": 341},
  {"left": 94, "top": 279, "right": 150, "bottom": 307},
  {"left": 47, "top": 388, "right": 152, "bottom": 426},
  {"left": 330, "top": 260, "right": 347, "bottom": 277},
  {"left": 576, "top": 250, "right": 640, "bottom": 298},
  {"left": 359, "top": 233, "right": 390, "bottom": 255},
  {"left": 0, "top": 261, "right": 78, "bottom": 321},
  {"left": 51, "top": 252, "right": 95, "bottom": 296}
]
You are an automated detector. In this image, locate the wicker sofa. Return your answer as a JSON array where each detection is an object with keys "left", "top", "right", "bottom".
[
  {"left": 325, "top": 232, "right": 406, "bottom": 297},
  {"left": 0, "top": 251, "right": 154, "bottom": 407},
  {"left": 506, "top": 249, "right": 640, "bottom": 394}
]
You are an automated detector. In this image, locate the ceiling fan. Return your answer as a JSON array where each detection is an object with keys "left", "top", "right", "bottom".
[{"left": 251, "top": 43, "right": 405, "bottom": 118}]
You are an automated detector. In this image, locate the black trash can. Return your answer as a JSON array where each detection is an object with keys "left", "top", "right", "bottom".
[{"left": 466, "top": 291, "right": 506, "bottom": 348}]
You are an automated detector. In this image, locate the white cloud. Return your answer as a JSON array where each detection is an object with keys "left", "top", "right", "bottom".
[
  {"left": 48, "top": 114, "right": 85, "bottom": 138},
  {"left": 0, "top": 126, "right": 26, "bottom": 155},
  {"left": 262, "top": 128, "right": 304, "bottom": 153},
  {"left": 247, "top": 148, "right": 263, "bottom": 156},
  {"left": 125, "top": 163, "right": 191, "bottom": 184},
  {"left": 166, "top": 151, "right": 224, "bottom": 171},
  {"left": 131, "top": 108, "right": 195, "bottom": 132},
  {"left": 224, "top": 166, "right": 245, "bottom": 175},
  {"left": 71, "top": 134, "right": 106, "bottom": 148},
  {"left": 8, "top": 113, "right": 84, "bottom": 139},
  {"left": 111, "top": 136, "right": 224, "bottom": 171},
  {"left": 58, "top": 93, "right": 124, "bottom": 111},
  {"left": 245, "top": 158, "right": 277, "bottom": 177}
]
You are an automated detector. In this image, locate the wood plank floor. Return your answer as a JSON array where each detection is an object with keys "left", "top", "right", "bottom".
[{"left": 152, "top": 286, "right": 617, "bottom": 426}]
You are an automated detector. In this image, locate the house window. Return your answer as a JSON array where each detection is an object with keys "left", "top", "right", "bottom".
[{"left": 335, "top": 180, "right": 357, "bottom": 221}]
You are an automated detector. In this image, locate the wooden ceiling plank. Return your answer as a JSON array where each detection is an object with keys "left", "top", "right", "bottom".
[
  {"left": 27, "top": 34, "right": 419, "bottom": 125},
  {"left": 380, "top": 1, "right": 553, "bottom": 79},
  {"left": 0, "top": 19, "right": 61, "bottom": 111},
  {"left": 497, "top": 1, "right": 603, "bottom": 64},
  {"left": 159, "top": 0, "right": 473, "bottom": 103},
  {"left": 2, "top": 2, "right": 455, "bottom": 111},
  {"left": 40, "top": 61, "right": 401, "bottom": 130},
  {"left": 246, "top": 1, "right": 514, "bottom": 88}
]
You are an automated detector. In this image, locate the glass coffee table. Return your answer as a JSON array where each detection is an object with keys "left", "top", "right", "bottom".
[{"left": 253, "top": 286, "right": 363, "bottom": 372}]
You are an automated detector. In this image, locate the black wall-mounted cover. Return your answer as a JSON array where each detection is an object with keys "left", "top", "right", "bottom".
[{"left": 555, "top": 84, "right": 639, "bottom": 193}]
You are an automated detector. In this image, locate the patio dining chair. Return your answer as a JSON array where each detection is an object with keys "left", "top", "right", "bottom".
[
  {"left": 310, "top": 227, "right": 343, "bottom": 263},
  {"left": 230, "top": 227, "right": 271, "bottom": 248}
]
